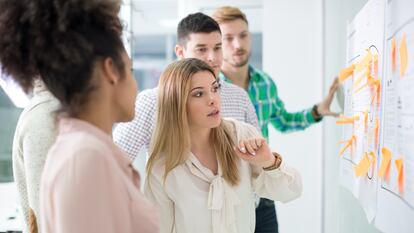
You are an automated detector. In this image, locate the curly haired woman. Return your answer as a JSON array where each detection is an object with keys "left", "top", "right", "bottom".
[{"left": 0, "top": 0, "right": 159, "bottom": 232}]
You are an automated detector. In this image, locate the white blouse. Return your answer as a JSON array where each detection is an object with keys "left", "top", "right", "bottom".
[{"left": 145, "top": 118, "right": 302, "bottom": 233}]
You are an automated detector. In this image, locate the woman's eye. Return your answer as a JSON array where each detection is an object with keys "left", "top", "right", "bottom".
[{"left": 212, "top": 83, "right": 221, "bottom": 92}]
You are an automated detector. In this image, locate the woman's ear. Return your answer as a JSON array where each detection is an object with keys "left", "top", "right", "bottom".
[{"left": 101, "top": 57, "right": 119, "bottom": 85}]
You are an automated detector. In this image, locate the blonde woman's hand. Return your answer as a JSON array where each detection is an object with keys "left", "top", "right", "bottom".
[{"left": 234, "top": 137, "right": 276, "bottom": 168}]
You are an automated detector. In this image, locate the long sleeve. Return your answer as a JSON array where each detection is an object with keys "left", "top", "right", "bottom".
[
  {"left": 113, "top": 89, "right": 157, "bottom": 161},
  {"left": 42, "top": 147, "right": 141, "bottom": 233},
  {"left": 268, "top": 79, "right": 317, "bottom": 133},
  {"left": 145, "top": 172, "right": 175, "bottom": 233},
  {"left": 12, "top": 93, "right": 58, "bottom": 233},
  {"left": 228, "top": 118, "right": 302, "bottom": 203},
  {"left": 22, "top": 103, "right": 57, "bottom": 222},
  {"left": 49, "top": 149, "right": 118, "bottom": 233},
  {"left": 12, "top": 150, "right": 30, "bottom": 233},
  {"left": 40, "top": 118, "right": 159, "bottom": 233},
  {"left": 251, "top": 163, "right": 302, "bottom": 203}
]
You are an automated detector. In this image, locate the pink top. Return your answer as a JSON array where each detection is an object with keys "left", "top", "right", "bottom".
[{"left": 40, "top": 118, "right": 159, "bottom": 233}]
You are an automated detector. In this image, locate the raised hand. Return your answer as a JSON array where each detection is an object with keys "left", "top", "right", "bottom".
[
  {"left": 316, "top": 76, "right": 341, "bottom": 117},
  {"left": 234, "top": 137, "right": 276, "bottom": 169}
]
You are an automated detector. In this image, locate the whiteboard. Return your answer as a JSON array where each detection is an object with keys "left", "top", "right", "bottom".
[{"left": 339, "top": 0, "right": 414, "bottom": 231}]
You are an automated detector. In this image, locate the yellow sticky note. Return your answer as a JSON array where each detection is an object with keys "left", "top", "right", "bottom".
[
  {"left": 354, "top": 153, "right": 371, "bottom": 177},
  {"left": 378, "top": 148, "right": 392, "bottom": 180},
  {"left": 339, "top": 65, "right": 354, "bottom": 83},
  {"left": 392, "top": 37, "right": 397, "bottom": 72},
  {"left": 395, "top": 158, "right": 404, "bottom": 193},
  {"left": 400, "top": 34, "right": 408, "bottom": 77}
]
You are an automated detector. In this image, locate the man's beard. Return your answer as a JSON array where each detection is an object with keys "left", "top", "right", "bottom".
[{"left": 225, "top": 50, "right": 251, "bottom": 67}]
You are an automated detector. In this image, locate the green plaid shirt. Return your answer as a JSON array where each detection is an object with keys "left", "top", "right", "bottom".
[{"left": 219, "top": 66, "right": 321, "bottom": 140}]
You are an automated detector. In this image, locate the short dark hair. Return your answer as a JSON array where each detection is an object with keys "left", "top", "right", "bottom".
[
  {"left": 177, "top": 12, "right": 221, "bottom": 46},
  {"left": 0, "top": 0, "right": 125, "bottom": 116}
]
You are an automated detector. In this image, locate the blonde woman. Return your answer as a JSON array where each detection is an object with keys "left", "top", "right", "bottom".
[{"left": 145, "top": 58, "right": 302, "bottom": 233}]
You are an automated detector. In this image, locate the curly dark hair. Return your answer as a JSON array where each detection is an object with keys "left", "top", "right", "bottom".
[{"left": 0, "top": 0, "right": 125, "bottom": 115}]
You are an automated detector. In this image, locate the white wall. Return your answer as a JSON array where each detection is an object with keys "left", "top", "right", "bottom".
[{"left": 263, "top": 0, "right": 323, "bottom": 232}]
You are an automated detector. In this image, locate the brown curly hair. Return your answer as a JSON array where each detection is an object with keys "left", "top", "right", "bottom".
[{"left": 0, "top": 0, "right": 125, "bottom": 116}]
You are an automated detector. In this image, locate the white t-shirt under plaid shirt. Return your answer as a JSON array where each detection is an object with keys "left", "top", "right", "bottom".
[{"left": 113, "top": 81, "right": 260, "bottom": 161}]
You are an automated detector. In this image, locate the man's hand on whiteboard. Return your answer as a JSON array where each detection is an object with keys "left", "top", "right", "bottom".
[{"left": 316, "top": 77, "right": 341, "bottom": 118}]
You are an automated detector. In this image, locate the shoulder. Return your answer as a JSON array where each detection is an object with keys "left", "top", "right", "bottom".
[
  {"left": 44, "top": 132, "right": 113, "bottom": 177},
  {"left": 54, "top": 131, "right": 111, "bottom": 161},
  {"left": 221, "top": 81, "right": 246, "bottom": 94},
  {"left": 250, "top": 67, "right": 276, "bottom": 86},
  {"left": 222, "top": 118, "right": 261, "bottom": 141},
  {"left": 17, "top": 93, "right": 59, "bottom": 140},
  {"left": 138, "top": 87, "right": 157, "bottom": 98},
  {"left": 220, "top": 81, "right": 250, "bottom": 104},
  {"left": 136, "top": 87, "right": 157, "bottom": 104},
  {"left": 21, "top": 93, "right": 59, "bottom": 126},
  {"left": 131, "top": 88, "right": 158, "bottom": 118}
]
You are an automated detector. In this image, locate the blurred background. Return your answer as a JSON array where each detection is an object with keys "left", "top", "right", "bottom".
[{"left": 1, "top": 0, "right": 382, "bottom": 232}]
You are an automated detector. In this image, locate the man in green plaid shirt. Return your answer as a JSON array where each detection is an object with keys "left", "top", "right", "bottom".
[
  {"left": 220, "top": 66, "right": 335, "bottom": 139},
  {"left": 213, "top": 6, "right": 339, "bottom": 233}
]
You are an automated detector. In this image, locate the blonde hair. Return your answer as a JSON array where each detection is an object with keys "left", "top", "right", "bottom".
[
  {"left": 212, "top": 6, "right": 249, "bottom": 25},
  {"left": 28, "top": 208, "right": 38, "bottom": 233},
  {"left": 147, "top": 58, "right": 240, "bottom": 186}
]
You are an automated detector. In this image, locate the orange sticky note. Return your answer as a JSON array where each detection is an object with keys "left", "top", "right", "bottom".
[
  {"left": 400, "top": 34, "right": 408, "bottom": 77},
  {"left": 354, "top": 153, "right": 371, "bottom": 177},
  {"left": 370, "top": 79, "right": 381, "bottom": 105},
  {"left": 373, "top": 54, "right": 379, "bottom": 76},
  {"left": 355, "top": 50, "right": 373, "bottom": 72},
  {"left": 354, "top": 70, "right": 369, "bottom": 87},
  {"left": 376, "top": 80, "right": 381, "bottom": 106},
  {"left": 392, "top": 37, "right": 397, "bottom": 72},
  {"left": 369, "top": 151, "right": 376, "bottom": 163},
  {"left": 395, "top": 158, "right": 404, "bottom": 193},
  {"left": 378, "top": 148, "right": 392, "bottom": 180},
  {"left": 354, "top": 82, "right": 369, "bottom": 93},
  {"left": 374, "top": 118, "right": 380, "bottom": 150},
  {"left": 369, "top": 151, "right": 376, "bottom": 174},
  {"left": 364, "top": 110, "right": 368, "bottom": 133},
  {"left": 339, "top": 135, "right": 356, "bottom": 157},
  {"left": 355, "top": 75, "right": 378, "bottom": 94},
  {"left": 339, "top": 65, "right": 354, "bottom": 83},
  {"left": 336, "top": 115, "right": 360, "bottom": 124},
  {"left": 339, "top": 142, "right": 352, "bottom": 156}
]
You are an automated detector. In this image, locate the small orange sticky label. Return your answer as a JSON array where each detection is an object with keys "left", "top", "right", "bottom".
[
  {"left": 378, "top": 148, "right": 392, "bottom": 182},
  {"left": 339, "top": 65, "right": 355, "bottom": 83},
  {"left": 400, "top": 34, "right": 408, "bottom": 77}
]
